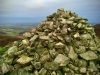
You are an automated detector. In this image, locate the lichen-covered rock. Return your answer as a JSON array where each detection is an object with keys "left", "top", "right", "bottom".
[
  {"left": 54, "top": 54, "right": 70, "bottom": 66},
  {"left": 44, "top": 62, "right": 59, "bottom": 70},
  {"left": 17, "top": 55, "right": 34, "bottom": 65},
  {"left": 1, "top": 63, "right": 10, "bottom": 74},
  {"left": 10, "top": 68, "right": 30, "bottom": 75},
  {"left": 55, "top": 42, "right": 64, "bottom": 48},
  {"left": 6, "top": 46, "right": 18, "bottom": 57},
  {"left": 23, "top": 32, "right": 32, "bottom": 38},
  {"left": 0, "top": 8, "right": 100, "bottom": 75},
  {"left": 79, "top": 51, "right": 98, "bottom": 60}
]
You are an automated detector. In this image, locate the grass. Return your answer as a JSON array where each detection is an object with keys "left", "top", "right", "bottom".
[
  {"left": 1, "top": 29, "right": 26, "bottom": 36},
  {"left": 0, "top": 25, "right": 30, "bottom": 36},
  {"left": 0, "top": 46, "right": 9, "bottom": 55}
]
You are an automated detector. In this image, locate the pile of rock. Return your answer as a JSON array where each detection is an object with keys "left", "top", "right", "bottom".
[{"left": 0, "top": 8, "right": 100, "bottom": 75}]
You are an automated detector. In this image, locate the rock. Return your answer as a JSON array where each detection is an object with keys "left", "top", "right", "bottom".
[
  {"left": 68, "top": 64, "right": 78, "bottom": 71},
  {"left": 68, "top": 46, "right": 78, "bottom": 60},
  {"left": 7, "top": 46, "right": 18, "bottom": 57},
  {"left": 89, "top": 61, "right": 98, "bottom": 71},
  {"left": 40, "top": 51, "right": 51, "bottom": 63},
  {"left": 23, "top": 32, "right": 31, "bottom": 38},
  {"left": 30, "top": 28, "right": 36, "bottom": 33},
  {"left": 79, "top": 51, "right": 98, "bottom": 60},
  {"left": 1, "top": 63, "right": 10, "bottom": 74},
  {"left": 39, "top": 36, "right": 49, "bottom": 40},
  {"left": 30, "top": 35, "right": 39, "bottom": 42},
  {"left": 79, "top": 67, "right": 86, "bottom": 73},
  {"left": 17, "top": 55, "right": 34, "bottom": 65},
  {"left": 44, "top": 62, "right": 59, "bottom": 70},
  {"left": 31, "top": 61, "right": 41, "bottom": 69},
  {"left": 10, "top": 68, "right": 30, "bottom": 75},
  {"left": 55, "top": 42, "right": 64, "bottom": 48},
  {"left": 54, "top": 54, "right": 70, "bottom": 66},
  {"left": 22, "top": 39, "right": 29, "bottom": 45},
  {"left": 38, "top": 68, "right": 47, "bottom": 75},
  {"left": 51, "top": 71, "right": 56, "bottom": 75},
  {"left": 74, "top": 32, "right": 79, "bottom": 38},
  {"left": 75, "top": 46, "right": 86, "bottom": 54},
  {"left": 64, "top": 36, "right": 73, "bottom": 42}
]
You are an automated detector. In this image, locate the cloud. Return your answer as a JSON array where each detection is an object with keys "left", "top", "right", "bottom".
[
  {"left": 0, "top": 0, "right": 61, "bottom": 13},
  {"left": 0, "top": 0, "right": 100, "bottom": 23},
  {"left": 0, "top": 0, "right": 65, "bottom": 17},
  {"left": 0, "top": 0, "right": 99, "bottom": 13}
]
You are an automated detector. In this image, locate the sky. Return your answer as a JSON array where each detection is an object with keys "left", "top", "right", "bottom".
[{"left": 0, "top": 0, "right": 100, "bottom": 24}]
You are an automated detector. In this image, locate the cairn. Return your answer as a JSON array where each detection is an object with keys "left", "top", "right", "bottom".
[{"left": 0, "top": 8, "right": 100, "bottom": 75}]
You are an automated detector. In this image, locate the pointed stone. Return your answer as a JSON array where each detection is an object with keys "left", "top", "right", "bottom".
[
  {"left": 79, "top": 51, "right": 98, "bottom": 60},
  {"left": 68, "top": 46, "right": 78, "bottom": 60},
  {"left": 17, "top": 55, "right": 33, "bottom": 65},
  {"left": 55, "top": 42, "right": 64, "bottom": 48},
  {"left": 54, "top": 54, "right": 70, "bottom": 66}
]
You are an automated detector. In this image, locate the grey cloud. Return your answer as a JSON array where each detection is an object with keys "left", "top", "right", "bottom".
[
  {"left": 0, "top": 0, "right": 71, "bottom": 13},
  {"left": 0, "top": 0, "right": 100, "bottom": 24}
]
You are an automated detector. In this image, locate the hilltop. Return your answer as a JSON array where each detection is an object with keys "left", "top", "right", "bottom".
[
  {"left": 93, "top": 24, "right": 100, "bottom": 39},
  {"left": 0, "top": 34, "right": 22, "bottom": 47},
  {"left": 0, "top": 23, "right": 38, "bottom": 47}
]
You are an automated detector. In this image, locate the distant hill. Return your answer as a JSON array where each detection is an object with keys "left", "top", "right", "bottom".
[
  {"left": 0, "top": 34, "right": 22, "bottom": 47},
  {"left": 0, "top": 25, "right": 31, "bottom": 36},
  {"left": 93, "top": 24, "right": 100, "bottom": 28},
  {"left": 93, "top": 24, "right": 100, "bottom": 39},
  {"left": 0, "top": 31, "right": 7, "bottom": 35},
  {"left": 0, "top": 24, "right": 33, "bottom": 47}
]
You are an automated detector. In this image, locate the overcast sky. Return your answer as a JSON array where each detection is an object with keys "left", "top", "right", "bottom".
[{"left": 0, "top": 0, "right": 100, "bottom": 24}]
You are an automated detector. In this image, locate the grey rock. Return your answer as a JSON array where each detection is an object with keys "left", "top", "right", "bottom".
[
  {"left": 54, "top": 54, "right": 70, "bottom": 66},
  {"left": 79, "top": 51, "right": 98, "bottom": 60}
]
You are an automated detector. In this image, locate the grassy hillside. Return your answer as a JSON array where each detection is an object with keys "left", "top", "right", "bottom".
[
  {"left": 0, "top": 26, "right": 30, "bottom": 36},
  {"left": 0, "top": 34, "right": 22, "bottom": 55},
  {"left": 0, "top": 24, "right": 37, "bottom": 47},
  {"left": 0, "top": 24, "right": 37, "bottom": 55},
  {"left": 0, "top": 34, "right": 22, "bottom": 47},
  {"left": 93, "top": 24, "right": 100, "bottom": 39}
]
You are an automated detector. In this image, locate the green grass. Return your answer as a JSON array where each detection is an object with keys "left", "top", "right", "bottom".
[
  {"left": 2, "top": 29, "right": 24, "bottom": 36},
  {"left": 0, "top": 28, "right": 27, "bottom": 36},
  {"left": 0, "top": 25, "right": 31, "bottom": 36},
  {"left": 5, "top": 32, "right": 17, "bottom": 36},
  {"left": 0, "top": 46, "right": 9, "bottom": 55}
]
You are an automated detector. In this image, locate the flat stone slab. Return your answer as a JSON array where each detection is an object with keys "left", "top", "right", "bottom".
[{"left": 79, "top": 51, "right": 98, "bottom": 60}]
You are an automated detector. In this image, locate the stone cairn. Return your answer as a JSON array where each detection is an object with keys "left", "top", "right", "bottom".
[{"left": 0, "top": 8, "right": 100, "bottom": 75}]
